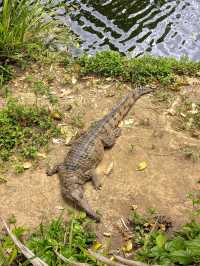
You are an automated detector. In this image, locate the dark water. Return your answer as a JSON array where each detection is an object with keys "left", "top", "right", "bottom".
[{"left": 65, "top": 0, "right": 200, "bottom": 59}]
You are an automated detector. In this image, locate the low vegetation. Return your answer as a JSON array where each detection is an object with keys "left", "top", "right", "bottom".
[
  {"left": 0, "top": 0, "right": 74, "bottom": 86},
  {"left": 0, "top": 214, "right": 96, "bottom": 265},
  {"left": 79, "top": 51, "right": 200, "bottom": 86},
  {"left": 0, "top": 192, "right": 200, "bottom": 265},
  {"left": 0, "top": 99, "right": 60, "bottom": 161},
  {"left": 131, "top": 191, "right": 200, "bottom": 265}
]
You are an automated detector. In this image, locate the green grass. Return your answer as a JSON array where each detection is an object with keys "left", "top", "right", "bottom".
[
  {"left": 1, "top": 193, "right": 200, "bottom": 265},
  {"left": 0, "top": 214, "right": 97, "bottom": 266},
  {"left": 130, "top": 191, "right": 200, "bottom": 265},
  {"left": 0, "top": 99, "right": 60, "bottom": 161},
  {"left": 0, "top": 0, "right": 69, "bottom": 59},
  {"left": 0, "top": 65, "right": 12, "bottom": 87},
  {"left": 0, "top": 0, "right": 74, "bottom": 86},
  {"left": 79, "top": 51, "right": 200, "bottom": 86}
]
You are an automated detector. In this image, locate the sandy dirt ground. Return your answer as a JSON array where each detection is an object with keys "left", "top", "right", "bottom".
[{"left": 1, "top": 64, "right": 200, "bottom": 247}]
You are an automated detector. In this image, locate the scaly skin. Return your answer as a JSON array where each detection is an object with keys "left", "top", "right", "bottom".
[{"left": 47, "top": 86, "right": 152, "bottom": 222}]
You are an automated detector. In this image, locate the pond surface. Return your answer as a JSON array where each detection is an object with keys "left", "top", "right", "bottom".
[{"left": 66, "top": 0, "right": 200, "bottom": 59}]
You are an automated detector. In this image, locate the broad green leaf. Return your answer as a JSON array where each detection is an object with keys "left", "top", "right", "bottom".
[{"left": 156, "top": 233, "right": 167, "bottom": 248}]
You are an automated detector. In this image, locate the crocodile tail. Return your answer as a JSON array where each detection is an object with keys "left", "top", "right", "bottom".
[
  {"left": 134, "top": 86, "right": 153, "bottom": 100},
  {"left": 77, "top": 197, "right": 101, "bottom": 222}
]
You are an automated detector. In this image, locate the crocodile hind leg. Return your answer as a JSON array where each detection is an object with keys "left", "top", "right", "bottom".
[
  {"left": 100, "top": 128, "right": 122, "bottom": 148},
  {"left": 46, "top": 164, "right": 64, "bottom": 176},
  {"left": 85, "top": 169, "right": 101, "bottom": 190}
]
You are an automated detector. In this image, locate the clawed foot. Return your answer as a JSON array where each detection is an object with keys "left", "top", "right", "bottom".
[
  {"left": 94, "top": 182, "right": 102, "bottom": 190},
  {"left": 92, "top": 175, "right": 102, "bottom": 190},
  {"left": 46, "top": 164, "right": 60, "bottom": 176}
]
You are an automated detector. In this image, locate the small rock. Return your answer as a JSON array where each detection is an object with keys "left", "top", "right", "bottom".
[
  {"left": 103, "top": 232, "right": 111, "bottom": 237},
  {"left": 65, "top": 104, "right": 72, "bottom": 111},
  {"left": 55, "top": 206, "right": 65, "bottom": 210},
  {"left": 23, "top": 162, "right": 32, "bottom": 169},
  {"left": 191, "top": 131, "right": 199, "bottom": 138},
  {"left": 71, "top": 76, "right": 77, "bottom": 85},
  {"left": 37, "top": 153, "right": 47, "bottom": 159},
  {"left": 52, "top": 138, "right": 62, "bottom": 144},
  {"left": 131, "top": 205, "right": 138, "bottom": 210}
]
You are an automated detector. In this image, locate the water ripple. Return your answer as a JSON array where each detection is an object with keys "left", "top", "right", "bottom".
[{"left": 67, "top": 0, "right": 200, "bottom": 59}]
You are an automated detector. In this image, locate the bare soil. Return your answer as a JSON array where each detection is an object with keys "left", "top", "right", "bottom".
[{"left": 1, "top": 63, "right": 200, "bottom": 247}]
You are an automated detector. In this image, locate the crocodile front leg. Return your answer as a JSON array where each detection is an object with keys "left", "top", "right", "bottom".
[
  {"left": 46, "top": 164, "right": 64, "bottom": 176},
  {"left": 100, "top": 128, "right": 122, "bottom": 148}
]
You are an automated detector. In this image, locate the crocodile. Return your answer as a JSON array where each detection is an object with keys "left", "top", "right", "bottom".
[{"left": 47, "top": 86, "right": 152, "bottom": 222}]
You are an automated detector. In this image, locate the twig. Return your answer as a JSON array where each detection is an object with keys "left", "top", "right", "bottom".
[
  {"left": 1, "top": 217, "right": 48, "bottom": 266},
  {"left": 120, "top": 218, "right": 129, "bottom": 231},
  {"left": 113, "top": 255, "right": 160, "bottom": 266},
  {"left": 54, "top": 250, "right": 90, "bottom": 266},
  {"left": 148, "top": 150, "right": 179, "bottom": 157},
  {"left": 88, "top": 249, "right": 125, "bottom": 266}
]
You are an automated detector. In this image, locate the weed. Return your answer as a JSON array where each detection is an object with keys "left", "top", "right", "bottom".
[
  {"left": 79, "top": 51, "right": 200, "bottom": 86},
  {"left": 80, "top": 51, "right": 125, "bottom": 77},
  {"left": 0, "top": 99, "right": 60, "bottom": 161},
  {"left": 175, "top": 96, "right": 200, "bottom": 135},
  {"left": 182, "top": 146, "right": 200, "bottom": 162},
  {"left": 71, "top": 114, "right": 85, "bottom": 129},
  {"left": 152, "top": 89, "right": 174, "bottom": 106},
  {"left": 32, "top": 79, "right": 58, "bottom": 105},
  {"left": 130, "top": 192, "right": 200, "bottom": 265},
  {"left": 14, "top": 162, "right": 25, "bottom": 174},
  {"left": 0, "top": 65, "right": 12, "bottom": 87},
  {"left": 0, "top": 214, "right": 97, "bottom": 265},
  {"left": 0, "top": 0, "right": 72, "bottom": 61}
]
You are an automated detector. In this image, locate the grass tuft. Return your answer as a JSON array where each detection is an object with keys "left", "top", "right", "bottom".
[
  {"left": 0, "top": 214, "right": 96, "bottom": 265},
  {"left": 0, "top": 99, "right": 60, "bottom": 161},
  {"left": 130, "top": 192, "right": 200, "bottom": 265},
  {"left": 79, "top": 51, "right": 200, "bottom": 86}
]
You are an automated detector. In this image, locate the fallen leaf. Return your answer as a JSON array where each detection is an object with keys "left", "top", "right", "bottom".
[
  {"left": 23, "top": 162, "right": 32, "bottom": 169},
  {"left": 119, "top": 119, "right": 134, "bottom": 128},
  {"left": 160, "top": 224, "right": 166, "bottom": 231},
  {"left": 136, "top": 161, "right": 147, "bottom": 171},
  {"left": 51, "top": 111, "right": 62, "bottom": 120},
  {"left": 92, "top": 242, "right": 102, "bottom": 251},
  {"left": 122, "top": 240, "right": 133, "bottom": 252}
]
